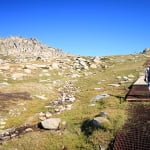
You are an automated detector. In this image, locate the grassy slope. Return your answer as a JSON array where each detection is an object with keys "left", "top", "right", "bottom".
[{"left": 0, "top": 54, "right": 147, "bottom": 150}]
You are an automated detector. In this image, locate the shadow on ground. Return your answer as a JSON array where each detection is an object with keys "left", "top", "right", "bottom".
[{"left": 81, "top": 119, "right": 99, "bottom": 136}]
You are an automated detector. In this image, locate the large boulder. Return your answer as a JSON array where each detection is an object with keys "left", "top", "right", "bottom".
[{"left": 41, "top": 118, "right": 61, "bottom": 130}]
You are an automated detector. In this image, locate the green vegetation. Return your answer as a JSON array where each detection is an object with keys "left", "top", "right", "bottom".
[{"left": 0, "top": 54, "right": 147, "bottom": 150}]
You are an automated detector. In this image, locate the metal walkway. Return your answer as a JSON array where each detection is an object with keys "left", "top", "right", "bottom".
[
  {"left": 113, "top": 103, "right": 150, "bottom": 150},
  {"left": 126, "top": 75, "right": 150, "bottom": 102},
  {"left": 126, "top": 84, "right": 150, "bottom": 101},
  {"left": 113, "top": 75, "right": 150, "bottom": 150}
]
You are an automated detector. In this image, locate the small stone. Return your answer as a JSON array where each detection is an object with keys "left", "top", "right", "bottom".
[
  {"left": 123, "top": 76, "right": 129, "bottom": 80},
  {"left": 0, "top": 121, "right": 6, "bottom": 125},
  {"left": 35, "top": 95, "right": 47, "bottom": 100},
  {"left": 92, "top": 117, "right": 109, "bottom": 128},
  {"left": 42, "top": 70, "right": 49, "bottom": 73},
  {"left": 94, "top": 88, "right": 101, "bottom": 90},
  {"left": 71, "top": 74, "right": 80, "bottom": 78},
  {"left": 68, "top": 97, "right": 76, "bottom": 102},
  {"left": 128, "top": 74, "right": 134, "bottom": 78},
  {"left": 0, "top": 64, "right": 10, "bottom": 70},
  {"left": 90, "top": 64, "right": 97, "bottom": 68},
  {"left": 66, "top": 104, "right": 72, "bottom": 110},
  {"left": 97, "top": 82, "right": 101, "bottom": 84},
  {"left": 11, "top": 73, "right": 26, "bottom": 80},
  {"left": 39, "top": 116, "right": 46, "bottom": 121},
  {"left": 0, "top": 126, "right": 5, "bottom": 129},
  {"left": 39, "top": 112, "right": 45, "bottom": 117},
  {"left": 11, "top": 134, "right": 17, "bottom": 138},
  {"left": 99, "top": 112, "right": 109, "bottom": 118},
  {"left": 44, "top": 105, "right": 52, "bottom": 108},
  {"left": 0, "top": 82, "right": 9, "bottom": 86},
  {"left": 91, "top": 94, "right": 110, "bottom": 102},
  {"left": 61, "top": 121, "right": 67, "bottom": 126},
  {"left": 108, "top": 84, "right": 120, "bottom": 87},
  {"left": 45, "top": 112, "right": 52, "bottom": 118},
  {"left": 24, "top": 69, "right": 32, "bottom": 74},
  {"left": 25, "top": 128, "right": 33, "bottom": 132},
  {"left": 116, "top": 76, "right": 122, "bottom": 79},
  {"left": 1, "top": 136, "right": 11, "bottom": 141},
  {"left": 88, "top": 104, "right": 96, "bottom": 107}
]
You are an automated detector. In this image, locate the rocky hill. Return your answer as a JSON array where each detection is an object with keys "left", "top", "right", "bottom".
[
  {"left": 0, "top": 36, "right": 148, "bottom": 150},
  {"left": 0, "top": 36, "right": 71, "bottom": 62}
]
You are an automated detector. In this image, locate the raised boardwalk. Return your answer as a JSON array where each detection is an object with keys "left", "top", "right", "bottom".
[
  {"left": 126, "top": 74, "right": 150, "bottom": 102},
  {"left": 113, "top": 103, "right": 150, "bottom": 150},
  {"left": 113, "top": 74, "right": 150, "bottom": 150}
]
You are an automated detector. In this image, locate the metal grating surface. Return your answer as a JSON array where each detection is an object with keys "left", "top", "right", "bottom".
[
  {"left": 113, "top": 103, "right": 150, "bottom": 150},
  {"left": 126, "top": 85, "right": 150, "bottom": 102}
]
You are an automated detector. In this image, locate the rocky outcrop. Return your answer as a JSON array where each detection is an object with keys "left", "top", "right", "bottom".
[
  {"left": 0, "top": 36, "right": 71, "bottom": 62},
  {"left": 141, "top": 48, "right": 150, "bottom": 54}
]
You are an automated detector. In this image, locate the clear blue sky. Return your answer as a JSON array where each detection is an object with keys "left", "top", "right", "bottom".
[{"left": 0, "top": 0, "right": 150, "bottom": 56}]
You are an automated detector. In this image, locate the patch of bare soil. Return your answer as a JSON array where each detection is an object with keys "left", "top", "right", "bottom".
[
  {"left": 0, "top": 92, "right": 32, "bottom": 113},
  {"left": 0, "top": 92, "right": 32, "bottom": 101}
]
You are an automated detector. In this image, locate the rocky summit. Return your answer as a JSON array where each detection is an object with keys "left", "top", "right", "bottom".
[
  {"left": 0, "top": 36, "right": 71, "bottom": 62},
  {"left": 141, "top": 48, "right": 150, "bottom": 54}
]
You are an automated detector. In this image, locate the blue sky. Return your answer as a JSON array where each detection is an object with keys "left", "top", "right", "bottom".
[{"left": 0, "top": 0, "right": 150, "bottom": 56}]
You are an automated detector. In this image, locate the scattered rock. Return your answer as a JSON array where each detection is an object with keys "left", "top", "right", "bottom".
[
  {"left": 91, "top": 94, "right": 110, "bottom": 102},
  {"left": 66, "top": 104, "right": 73, "bottom": 110},
  {"left": 24, "top": 69, "right": 32, "bottom": 74},
  {"left": 0, "top": 64, "right": 10, "bottom": 70},
  {"left": 51, "top": 62, "right": 59, "bottom": 69},
  {"left": 128, "top": 74, "right": 134, "bottom": 78},
  {"left": 25, "top": 128, "right": 33, "bottom": 132},
  {"left": 39, "top": 116, "right": 46, "bottom": 121},
  {"left": 0, "top": 121, "right": 6, "bottom": 125},
  {"left": 45, "top": 112, "right": 52, "bottom": 118},
  {"left": 39, "top": 112, "right": 45, "bottom": 117},
  {"left": 88, "top": 104, "right": 96, "bottom": 107},
  {"left": 11, "top": 73, "right": 26, "bottom": 80},
  {"left": 94, "top": 88, "right": 101, "bottom": 90},
  {"left": 35, "top": 95, "right": 47, "bottom": 100},
  {"left": 108, "top": 83, "right": 120, "bottom": 87},
  {"left": 123, "top": 76, "right": 129, "bottom": 81},
  {"left": 24, "top": 64, "right": 37, "bottom": 70},
  {"left": 116, "top": 76, "right": 122, "bottom": 79},
  {"left": 0, "top": 126, "right": 5, "bottom": 129},
  {"left": 90, "top": 63, "right": 97, "bottom": 68},
  {"left": 0, "top": 124, "right": 36, "bottom": 143},
  {"left": 71, "top": 74, "right": 80, "bottom": 78},
  {"left": 92, "top": 57, "right": 101, "bottom": 64},
  {"left": 0, "top": 82, "right": 9, "bottom": 86}
]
